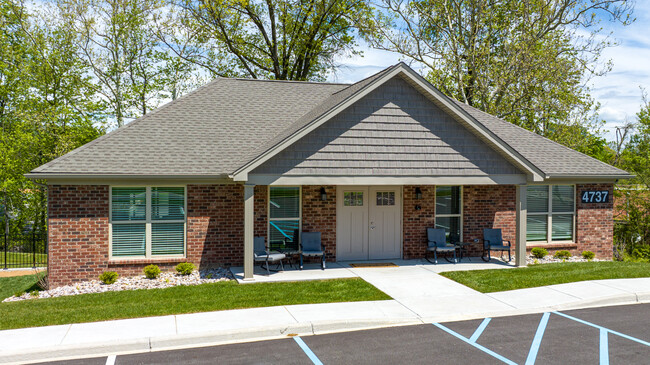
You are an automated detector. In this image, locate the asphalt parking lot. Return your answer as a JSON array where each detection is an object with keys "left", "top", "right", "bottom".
[{"left": 41, "top": 303, "right": 650, "bottom": 365}]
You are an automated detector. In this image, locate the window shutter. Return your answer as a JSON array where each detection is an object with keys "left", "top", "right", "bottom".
[
  {"left": 112, "top": 188, "right": 146, "bottom": 221},
  {"left": 112, "top": 223, "right": 146, "bottom": 256},
  {"left": 151, "top": 222, "right": 185, "bottom": 255}
]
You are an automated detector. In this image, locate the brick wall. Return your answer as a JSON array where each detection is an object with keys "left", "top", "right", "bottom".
[
  {"left": 575, "top": 183, "right": 614, "bottom": 258},
  {"left": 403, "top": 185, "right": 436, "bottom": 259},
  {"left": 48, "top": 185, "right": 110, "bottom": 288},
  {"left": 302, "top": 185, "right": 337, "bottom": 260},
  {"left": 186, "top": 184, "right": 245, "bottom": 268},
  {"left": 463, "top": 185, "right": 517, "bottom": 257}
]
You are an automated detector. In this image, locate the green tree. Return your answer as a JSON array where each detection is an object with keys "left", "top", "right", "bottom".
[
  {"left": 164, "top": 0, "right": 374, "bottom": 80},
  {"left": 57, "top": 0, "right": 171, "bottom": 126},
  {"left": 363, "top": 0, "right": 633, "bottom": 153},
  {"left": 0, "top": 0, "right": 104, "bottom": 247},
  {"left": 613, "top": 97, "right": 650, "bottom": 260}
]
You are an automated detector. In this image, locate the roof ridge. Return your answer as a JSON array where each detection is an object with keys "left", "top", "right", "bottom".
[
  {"left": 221, "top": 77, "right": 350, "bottom": 86},
  {"left": 452, "top": 99, "right": 628, "bottom": 175},
  {"left": 31, "top": 78, "right": 222, "bottom": 173},
  {"left": 331, "top": 63, "right": 402, "bottom": 96}
]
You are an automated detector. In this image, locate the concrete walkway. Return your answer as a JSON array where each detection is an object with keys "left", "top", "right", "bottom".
[{"left": 2, "top": 263, "right": 650, "bottom": 364}]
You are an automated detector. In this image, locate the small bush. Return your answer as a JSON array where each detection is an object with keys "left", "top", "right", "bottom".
[
  {"left": 175, "top": 262, "right": 196, "bottom": 276},
  {"left": 554, "top": 250, "right": 571, "bottom": 260},
  {"left": 582, "top": 251, "right": 596, "bottom": 260},
  {"left": 631, "top": 245, "right": 650, "bottom": 260},
  {"left": 531, "top": 247, "right": 548, "bottom": 259},
  {"left": 144, "top": 264, "right": 161, "bottom": 279},
  {"left": 99, "top": 271, "right": 119, "bottom": 285},
  {"left": 29, "top": 290, "right": 40, "bottom": 297},
  {"left": 14, "top": 291, "right": 26, "bottom": 298}
]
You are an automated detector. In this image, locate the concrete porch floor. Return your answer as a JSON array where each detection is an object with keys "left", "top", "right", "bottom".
[{"left": 230, "top": 257, "right": 515, "bottom": 284}]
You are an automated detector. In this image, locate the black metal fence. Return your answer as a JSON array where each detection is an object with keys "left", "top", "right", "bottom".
[{"left": 2, "top": 228, "right": 47, "bottom": 269}]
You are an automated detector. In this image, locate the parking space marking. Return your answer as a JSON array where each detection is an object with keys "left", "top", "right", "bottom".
[
  {"left": 293, "top": 336, "right": 323, "bottom": 365},
  {"left": 525, "top": 312, "right": 550, "bottom": 365},
  {"left": 600, "top": 328, "right": 609, "bottom": 365},
  {"left": 553, "top": 311, "right": 650, "bottom": 347},
  {"left": 469, "top": 317, "right": 491, "bottom": 343},
  {"left": 105, "top": 355, "right": 116, "bottom": 365},
  {"left": 432, "top": 322, "right": 517, "bottom": 365}
]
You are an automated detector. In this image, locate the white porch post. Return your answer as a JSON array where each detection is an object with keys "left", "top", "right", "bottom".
[
  {"left": 515, "top": 184, "right": 528, "bottom": 267},
  {"left": 244, "top": 184, "right": 255, "bottom": 280}
]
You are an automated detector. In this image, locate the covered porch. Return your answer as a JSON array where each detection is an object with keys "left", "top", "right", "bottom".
[{"left": 239, "top": 183, "right": 530, "bottom": 280}]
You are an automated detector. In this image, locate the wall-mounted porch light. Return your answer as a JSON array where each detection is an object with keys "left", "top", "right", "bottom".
[
  {"left": 320, "top": 187, "right": 327, "bottom": 201},
  {"left": 415, "top": 187, "right": 423, "bottom": 200}
]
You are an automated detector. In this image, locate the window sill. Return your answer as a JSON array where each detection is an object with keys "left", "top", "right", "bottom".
[
  {"left": 525, "top": 243, "right": 577, "bottom": 250},
  {"left": 108, "top": 257, "right": 187, "bottom": 265}
]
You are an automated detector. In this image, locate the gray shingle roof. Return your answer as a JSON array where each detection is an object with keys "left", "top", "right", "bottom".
[
  {"left": 30, "top": 63, "right": 630, "bottom": 179},
  {"left": 449, "top": 99, "right": 629, "bottom": 177}
]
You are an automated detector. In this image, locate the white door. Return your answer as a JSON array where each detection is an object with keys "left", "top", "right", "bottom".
[
  {"left": 336, "top": 186, "right": 401, "bottom": 261},
  {"left": 369, "top": 186, "right": 402, "bottom": 259},
  {"left": 336, "top": 187, "right": 369, "bottom": 260}
]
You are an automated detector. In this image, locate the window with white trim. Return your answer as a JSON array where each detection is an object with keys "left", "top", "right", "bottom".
[
  {"left": 111, "top": 187, "right": 186, "bottom": 258},
  {"left": 435, "top": 186, "right": 462, "bottom": 243},
  {"left": 268, "top": 186, "right": 301, "bottom": 247},
  {"left": 526, "top": 185, "right": 575, "bottom": 243}
]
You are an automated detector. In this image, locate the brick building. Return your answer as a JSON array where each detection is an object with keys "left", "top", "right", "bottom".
[{"left": 28, "top": 63, "right": 630, "bottom": 287}]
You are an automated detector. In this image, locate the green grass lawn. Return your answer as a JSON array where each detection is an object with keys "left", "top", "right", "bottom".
[
  {"left": 0, "top": 278, "right": 390, "bottom": 330},
  {"left": 0, "top": 252, "right": 47, "bottom": 268},
  {"left": 440, "top": 261, "right": 650, "bottom": 293},
  {"left": 0, "top": 274, "right": 43, "bottom": 301}
]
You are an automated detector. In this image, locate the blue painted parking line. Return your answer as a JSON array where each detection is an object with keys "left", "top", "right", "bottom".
[
  {"left": 469, "top": 317, "right": 491, "bottom": 343},
  {"left": 432, "top": 322, "right": 517, "bottom": 365},
  {"left": 553, "top": 311, "right": 650, "bottom": 347},
  {"left": 293, "top": 336, "right": 324, "bottom": 365},
  {"left": 600, "top": 328, "right": 609, "bottom": 365},
  {"left": 525, "top": 312, "right": 550, "bottom": 365}
]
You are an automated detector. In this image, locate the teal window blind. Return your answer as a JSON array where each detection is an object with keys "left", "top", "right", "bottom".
[
  {"left": 436, "top": 186, "right": 461, "bottom": 215},
  {"left": 112, "top": 223, "right": 146, "bottom": 256},
  {"left": 526, "top": 185, "right": 574, "bottom": 243},
  {"left": 527, "top": 186, "right": 548, "bottom": 213},
  {"left": 111, "top": 186, "right": 186, "bottom": 258},
  {"left": 269, "top": 187, "right": 300, "bottom": 249},
  {"left": 270, "top": 187, "right": 300, "bottom": 218},
  {"left": 526, "top": 215, "right": 548, "bottom": 242},
  {"left": 152, "top": 222, "right": 185, "bottom": 255},
  {"left": 435, "top": 186, "right": 462, "bottom": 243},
  {"left": 152, "top": 187, "right": 185, "bottom": 220},
  {"left": 112, "top": 188, "right": 146, "bottom": 221}
]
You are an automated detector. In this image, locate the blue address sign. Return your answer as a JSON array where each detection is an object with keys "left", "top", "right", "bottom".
[{"left": 581, "top": 191, "right": 609, "bottom": 203}]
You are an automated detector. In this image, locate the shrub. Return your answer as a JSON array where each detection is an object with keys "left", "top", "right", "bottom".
[
  {"left": 175, "top": 262, "right": 196, "bottom": 276},
  {"left": 99, "top": 271, "right": 119, "bottom": 285},
  {"left": 144, "top": 264, "right": 161, "bottom": 279},
  {"left": 30, "top": 290, "right": 40, "bottom": 297},
  {"left": 531, "top": 247, "right": 548, "bottom": 259},
  {"left": 14, "top": 291, "right": 26, "bottom": 298},
  {"left": 632, "top": 245, "right": 650, "bottom": 261},
  {"left": 554, "top": 250, "right": 571, "bottom": 260},
  {"left": 582, "top": 251, "right": 596, "bottom": 260}
]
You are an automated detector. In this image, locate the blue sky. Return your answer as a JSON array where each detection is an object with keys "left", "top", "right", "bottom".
[{"left": 327, "top": 3, "right": 650, "bottom": 143}]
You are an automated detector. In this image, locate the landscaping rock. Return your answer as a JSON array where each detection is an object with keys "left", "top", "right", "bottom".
[
  {"left": 2, "top": 268, "right": 234, "bottom": 303},
  {"left": 525, "top": 255, "right": 606, "bottom": 265}
]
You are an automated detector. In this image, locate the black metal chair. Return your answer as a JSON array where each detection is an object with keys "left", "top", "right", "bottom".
[
  {"left": 425, "top": 228, "right": 457, "bottom": 264},
  {"left": 253, "top": 236, "right": 286, "bottom": 275},
  {"left": 300, "top": 232, "right": 325, "bottom": 270},
  {"left": 482, "top": 228, "right": 512, "bottom": 262}
]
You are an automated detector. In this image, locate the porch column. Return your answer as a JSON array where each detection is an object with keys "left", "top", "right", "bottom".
[
  {"left": 515, "top": 184, "right": 528, "bottom": 267},
  {"left": 244, "top": 184, "right": 255, "bottom": 280}
]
